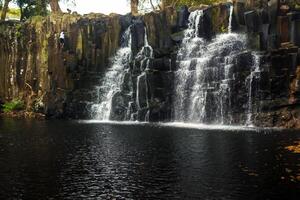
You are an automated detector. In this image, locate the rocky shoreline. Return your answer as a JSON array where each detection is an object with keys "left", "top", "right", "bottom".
[
  {"left": 0, "top": 111, "right": 46, "bottom": 120},
  {"left": 1, "top": 108, "right": 300, "bottom": 129}
]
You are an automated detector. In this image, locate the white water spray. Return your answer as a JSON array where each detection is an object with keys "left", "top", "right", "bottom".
[
  {"left": 228, "top": 4, "right": 234, "bottom": 33},
  {"left": 91, "top": 27, "right": 132, "bottom": 120},
  {"left": 246, "top": 53, "right": 261, "bottom": 126},
  {"left": 173, "top": 8, "right": 248, "bottom": 124}
]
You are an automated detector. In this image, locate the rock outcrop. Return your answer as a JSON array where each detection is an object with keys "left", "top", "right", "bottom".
[
  {"left": 0, "top": 13, "right": 123, "bottom": 118},
  {"left": 232, "top": 0, "right": 300, "bottom": 128},
  {"left": 0, "top": 0, "right": 300, "bottom": 129}
]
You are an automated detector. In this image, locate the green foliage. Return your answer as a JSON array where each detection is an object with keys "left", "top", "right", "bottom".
[
  {"left": 289, "top": 0, "right": 300, "bottom": 10},
  {"left": 15, "top": 0, "right": 75, "bottom": 19},
  {"left": 15, "top": 22, "right": 23, "bottom": 38},
  {"left": 0, "top": 7, "right": 21, "bottom": 19},
  {"left": 2, "top": 99, "right": 25, "bottom": 113},
  {"left": 8, "top": 7, "right": 20, "bottom": 15},
  {"left": 220, "top": 24, "right": 226, "bottom": 33},
  {"left": 137, "top": 0, "right": 225, "bottom": 12},
  {"left": 16, "top": 0, "right": 49, "bottom": 20},
  {"left": 166, "top": 0, "right": 225, "bottom": 7}
]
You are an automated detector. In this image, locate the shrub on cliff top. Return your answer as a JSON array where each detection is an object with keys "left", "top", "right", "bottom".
[
  {"left": 0, "top": 8, "right": 21, "bottom": 20},
  {"left": 2, "top": 99, "right": 24, "bottom": 113},
  {"left": 164, "top": 0, "right": 227, "bottom": 7}
]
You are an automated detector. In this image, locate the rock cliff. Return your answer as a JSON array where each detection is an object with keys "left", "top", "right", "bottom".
[
  {"left": 0, "top": 0, "right": 300, "bottom": 128},
  {"left": 0, "top": 13, "right": 122, "bottom": 117}
]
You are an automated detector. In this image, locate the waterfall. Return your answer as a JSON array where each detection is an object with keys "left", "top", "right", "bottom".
[
  {"left": 135, "top": 28, "right": 152, "bottom": 112},
  {"left": 246, "top": 53, "right": 261, "bottom": 126},
  {"left": 134, "top": 28, "right": 153, "bottom": 121},
  {"left": 136, "top": 28, "right": 153, "bottom": 71},
  {"left": 228, "top": 4, "right": 234, "bottom": 33},
  {"left": 91, "top": 25, "right": 153, "bottom": 121},
  {"left": 91, "top": 27, "right": 132, "bottom": 120},
  {"left": 90, "top": 6, "right": 261, "bottom": 124},
  {"left": 173, "top": 9, "right": 248, "bottom": 124},
  {"left": 136, "top": 72, "right": 144, "bottom": 110}
]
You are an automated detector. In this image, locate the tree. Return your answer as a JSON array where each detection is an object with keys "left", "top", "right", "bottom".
[
  {"left": 1, "top": 0, "right": 12, "bottom": 20},
  {"left": 160, "top": 0, "right": 167, "bottom": 9},
  {"left": 15, "top": 0, "right": 26, "bottom": 20},
  {"left": 155, "top": 0, "right": 224, "bottom": 10},
  {"left": 49, "top": 0, "right": 62, "bottom": 13},
  {"left": 131, "top": 0, "right": 159, "bottom": 13},
  {"left": 131, "top": 0, "right": 139, "bottom": 15},
  {"left": 49, "top": 0, "right": 76, "bottom": 14},
  {"left": 16, "top": 0, "right": 48, "bottom": 20},
  {"left": 113, "top": 0, "right": 227, "bottom": 16},
  {"left": 0, "top": 0, "right": 75, "bottom": 21},
  {"left": 136, "top": 0, "right": 210, "bottom": 13}
]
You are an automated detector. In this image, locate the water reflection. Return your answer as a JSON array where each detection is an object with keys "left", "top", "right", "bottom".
[{"left": 0, "top": 119, "right": 300, "bottom": 199}]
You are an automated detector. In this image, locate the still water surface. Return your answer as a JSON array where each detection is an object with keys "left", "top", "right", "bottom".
[{"left": 0, "top": 118, "right": 300, "bottom": 199}]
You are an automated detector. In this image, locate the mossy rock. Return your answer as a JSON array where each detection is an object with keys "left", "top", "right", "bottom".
[{"left": 2, "top": 100, "right": 25, "bottom": 113}]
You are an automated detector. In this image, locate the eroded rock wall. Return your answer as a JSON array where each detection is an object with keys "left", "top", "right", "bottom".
[
  {"left": 0, "top": 1, "right": 300, "bottom": 128},
  {"left": 0, "top": 13, "right": 122, "bottom": 117},
  {"left": 232, "top": 0, "right": 300, "bottom": 128}
]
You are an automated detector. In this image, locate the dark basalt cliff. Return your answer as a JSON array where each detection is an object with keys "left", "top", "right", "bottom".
[
  {"left": 0, "top": 0, "right": 300, "bottom": 128},
  {"left": 0, "top": 13, "right": 122, "bottom": 117},
  {"left": 233, "top": 0, "right": 300, "bottom": 128}
]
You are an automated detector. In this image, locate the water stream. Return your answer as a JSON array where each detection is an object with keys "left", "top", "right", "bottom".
[
  {"left": 228, "top": 3, "right": 234, "bottom": 33},
  {"left": 173, "top": 7, "right": 249, "bottom": 124},
  {"left": 246, "top": 53, "right": 262, "bottom": 126},
  {"left": 92, "top": 5, "right": 262, "bottom": 126},
  {"left": 91, "top": 27, "right": 133, "bottom": 120},
  {"left": 92, "top": 26, "right": 153, "bottom": 121},
  {"left": 135, "top": 28, "right": 153, "bottom": 114}
]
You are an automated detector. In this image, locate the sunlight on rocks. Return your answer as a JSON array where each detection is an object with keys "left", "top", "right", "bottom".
[{"left": 285, "top": 141, "right": 300, "bottom": 154}]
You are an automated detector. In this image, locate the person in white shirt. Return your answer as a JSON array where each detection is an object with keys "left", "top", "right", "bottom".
[{"left": 59, "top": 31, "right": 65, "bottom": 48}]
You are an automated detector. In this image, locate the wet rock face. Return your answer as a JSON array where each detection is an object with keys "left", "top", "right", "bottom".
[
  {"left": 0, "top": 14, "right": 122, "bottom": 118},
  {"left": 289, "top": 12, "right": 300, "bottom": 46},
  {"left": 177, "top": 6, "right": 190, "bottom": 29},
  {"left": 0, "top": 4, "right": 234, "bottom": 121},
  {"left": 130, "top": 20, "right": 146, "bottom": 55},
  {"left": 0, "top": 2, "right": 300, "bottom": 128},
  {"left": 231, "top": 0, "right": 300, "bottom": 127}
]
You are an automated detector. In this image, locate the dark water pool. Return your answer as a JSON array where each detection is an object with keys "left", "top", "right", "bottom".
[{"left": 0, "top": 119, "right": 300, "bottom": 199}]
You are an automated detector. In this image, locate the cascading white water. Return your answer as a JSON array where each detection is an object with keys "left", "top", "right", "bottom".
[
  {"left": 173, "top": 7, "right": 249, "bottom": 124},
  {"left": 246, "top": 53, "right": 261, "bottom": 126},
  {"left": 134, "top": 28, "right": 153, "bottom": 120},
  {"left": 136, "top": 73, "right": 144, "bottom": 110},
  {"left": 91, "top": 25, "right": 154, "bottom": 121},
  {"left": 228, "top": 4, "right": 234, "bottom": 33},
  {"left": 90, "top": 5, "right": 262, "bottom": 124},
  {"left": 91, "top": 27, "right": 132, "bottom": 120}
]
